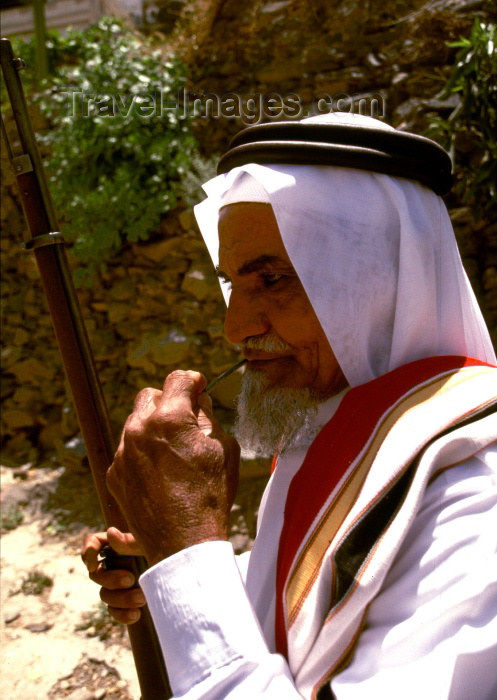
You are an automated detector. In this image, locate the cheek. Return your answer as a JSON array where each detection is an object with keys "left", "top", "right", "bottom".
[
  {"left": 271, "top": 297, "right": 318, "bottom": 342},
  {"left": 292, "top": 313, "right": 338, "bottom": 379},
  {"left": 272, "top": 287, "right": 317, "bottom": 333}
]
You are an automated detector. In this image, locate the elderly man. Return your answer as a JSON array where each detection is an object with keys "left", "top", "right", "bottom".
[{"left": 83, "top": 115, "right": 497, "bottom": 699}]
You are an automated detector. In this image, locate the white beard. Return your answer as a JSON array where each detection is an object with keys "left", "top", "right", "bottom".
[{"left": 234, "top": 368, "right": 321, "bottom": 457}]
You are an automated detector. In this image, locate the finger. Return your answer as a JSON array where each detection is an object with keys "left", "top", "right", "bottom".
[
  {"left": 118, "top": 389, "right": 161, "bottom": 446},
  {"left": 132, "top": 387, "right": 162, "bottom": 415},
  {"left": 114, "top": 389, "right": 162, "bottom": 457},
  {"left": 106, "top": 527, "right": 143, "bottom": 556},
  {"left": 100, "top": 585, "right": 146, "bottom": 609},
  {"left": 159, "top": 370, "right": 207, "bottom": 411},
  {"left": 197, "top": 391, "right": 213, "bottom": 414},
  {"left": 81, "top": 532, "right": 109, "bottom": 573},
  {"left": 107, "top": 606, "right": 142, "bottom": 625},
  {"left": 198, "top": 392, "right": 230, "bottom": 439},
  {"left": 197, "top": 392, "right": 215, "bottom": 435},
  {"left": 89, "top": 564, "right": 136, "bottom": 590},
  {"left": 153, "top": 371, "right": 208, "bottom": 434}
]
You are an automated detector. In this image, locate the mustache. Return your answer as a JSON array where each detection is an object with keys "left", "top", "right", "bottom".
[{"left": 242, "top": 334, "right": 292, "bottom": 353}]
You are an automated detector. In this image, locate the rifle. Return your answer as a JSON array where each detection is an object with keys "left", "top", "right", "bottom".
[{"left": 0, "top": 38, "right": 171, "bottom": 699}]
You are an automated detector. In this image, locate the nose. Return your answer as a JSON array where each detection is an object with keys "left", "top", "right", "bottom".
[{"left": 224, "top": 287, "right": 270, "bottom": 344}]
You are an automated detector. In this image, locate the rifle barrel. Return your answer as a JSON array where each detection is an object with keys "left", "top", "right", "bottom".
[{"left": 1, "top": 37, "right": 171, "bottom": 699}]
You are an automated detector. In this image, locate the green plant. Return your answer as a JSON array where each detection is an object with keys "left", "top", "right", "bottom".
[
  {"left": 75, "top": 601, "right": 125, "bottom": 641},
  {"left": 0, "top": 504, "right": 24, "bottom": 532},
  {"left": 25, "top": 18, "right": 197, "bottom": 283},
  {"left": 427, "top": 19, "right": 496, "bottom": 219},
  {"left": 21, "top": 570, "right": 53, "bottom": 595},
  {"left": 177, "top": 152, "right": 218, "bottom": 206}
]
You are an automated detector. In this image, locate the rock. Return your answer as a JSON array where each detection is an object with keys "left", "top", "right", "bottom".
[
  {"left": 151, "top": 330, "right": 191, "bottom": 366},
  {"left": 13, "top": 327, "right": 30, "bottom": 346},
  {"left": 181, "top": 267, "right": 212, "bottom": 300},
  {"left": 134, "top": 236, "right": 182, "bottom": 262},
  {"left": 66, "top": 690, "right": 95, "bottom": 700},
  {"left": 126, "top": 338, "right": 159, "bottom": 373},
  {"left": 240, "top": 456, "right": 272, "bottom": 479},
  {"left": 127, "top": 330, "right": 191, "bottom": 371},
  {"left": 160, "top": 216, "right": 182, "bottom": 236},
  {"left": 4, "top": 610, "right": 21, "bottom": 624},
  {"left": 38, "top": 421, "right": 66, "bottom": 455},
  {"left": 108, "top": 277, "right": 136, "bottom": 301},
  {"left": 8, "top": 357, "right": 55, "bottom": 383},
  {"left": 25, "top": 622, "right": 53, "bottom": 633},
  {"left": 109, "top": 301, "right": 144, "bottom": 325},
  {"left": 256, "top": 60, "right": 306, "bottom": 83},
  {"left": 2, "top": 162, "right": 16, "bottom": 188},
  {"left": 2, "top": 408, "right": 36, "bottom": 429},
  {"left": 2, "top": 432, "right": 38, "bottom": 462},
  {"left": 365, "top": 52, "right": 382, "bottom": 69},
  {"left": 13, "top": 462, "right": 34, "bottom": 479},
  {"left": 12, "top": 387, "right": 39, "bottom": 405},
  {"left": 56, "top": 436, "right": 87, "bottom": 468},
  {"left": 0, "top": 346, "right": 22, "bottom": 369},
  {"left": 261, "top": 0, "right": 291, "bottom": 13},
  {"left": 391, "top": 71, "right": 409, "bottom": 86},
  {"left": 178, "top": 209, "right": 196, "bottom": 231},
  {"left": 207, "top": 322, "right": 225, "bottom": 339}
]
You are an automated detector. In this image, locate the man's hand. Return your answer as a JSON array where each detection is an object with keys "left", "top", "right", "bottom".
[
  {"left": 106, "top": 370, "right": 240, "bottom": 566},
  {"left": 82, "top": 527, "right": 146, "bottom": 624}
]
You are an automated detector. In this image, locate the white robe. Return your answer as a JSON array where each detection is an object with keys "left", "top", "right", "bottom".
[{"left": 140, "top": 388, "right": 497, "bottom": 699}]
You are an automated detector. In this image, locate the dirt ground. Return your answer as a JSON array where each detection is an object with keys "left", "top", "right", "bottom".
[
  {"left": 0, "top": 462, "right": 268, "bottom": 699},
  {"left": 1, "top": 464, "right": 140, "bottom": 699}
]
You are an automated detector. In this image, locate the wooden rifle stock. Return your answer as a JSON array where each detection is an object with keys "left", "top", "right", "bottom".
[{"left": 1, "top": 38, "right": 171, "bottom": 699}]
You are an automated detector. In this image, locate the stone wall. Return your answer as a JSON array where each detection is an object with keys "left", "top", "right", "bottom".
[
  {"left": 1, "top": 0, "right": 496, "bottom": 467},
  {"left": 1, "top": 155, "right": 245, "bottom": 466},
  {"left": 177, "top": 0, "right": 489, "bottom": 144}
]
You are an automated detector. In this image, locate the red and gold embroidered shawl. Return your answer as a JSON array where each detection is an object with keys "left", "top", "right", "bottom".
[{"left": 273, "top": 356, "right": 496, "bottom": 698}]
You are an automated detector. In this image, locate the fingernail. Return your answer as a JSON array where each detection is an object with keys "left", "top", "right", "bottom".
[
  {"left": 128, "top": 611, "right": 140, "bottom": 623},
  {"left": 119, "top": 575, "right": 135, "bottom": 587},
  {"left": 132, "top": 591, "right": 146, "bottom": 606}
]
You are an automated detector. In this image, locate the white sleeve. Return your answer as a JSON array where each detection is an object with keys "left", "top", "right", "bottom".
[
  {"left": 330, "top": 447, "right": 497, "bottom": 700},
  {"left": 140, "top": 450, "right": 497, "bottom": 699},
  {"left": 139, "top": 540, "right": 301, "bottom": 698}
]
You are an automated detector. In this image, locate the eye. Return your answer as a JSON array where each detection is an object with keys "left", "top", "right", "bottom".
[
  {"left": 260, "top": 273, "right": 285, "bottom": 288},
  {"left": 217, "top": 272, "right": 232, "bottom": 289}
]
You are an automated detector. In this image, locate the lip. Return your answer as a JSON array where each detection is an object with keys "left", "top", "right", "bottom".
[{"left": 243, "top": 351, "right": 293, "bottom": 363}]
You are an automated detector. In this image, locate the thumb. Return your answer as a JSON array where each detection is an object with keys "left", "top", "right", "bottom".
[
  {"left": 197, "top": 391, "right": 215, "bottom": 435},
  {"left": 106, "top": 527, "right": 143, "bottom": 556}
]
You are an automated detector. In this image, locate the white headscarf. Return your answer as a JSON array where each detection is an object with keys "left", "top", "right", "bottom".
[{"left": 194, "top": 114, "right": 495, "bottom": 388}]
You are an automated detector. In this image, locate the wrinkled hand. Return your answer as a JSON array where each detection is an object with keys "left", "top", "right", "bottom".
[
  {"left": 82, "top": 527, "right": 146, "bottom": 624},
  {"left": 106, "top": 370, "right": 240, "bottom": 566}
]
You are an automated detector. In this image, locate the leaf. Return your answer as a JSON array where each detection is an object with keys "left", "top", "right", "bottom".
[
  {"left": 21, "top": 17, "right": 198, "bottom": 285},
  {"left": 426, "top": 20, "right": 497, "bottom": 223}
]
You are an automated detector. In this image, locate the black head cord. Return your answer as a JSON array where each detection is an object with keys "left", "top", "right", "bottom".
[{"left": 217, "top": 121, "right": 452, "bottom": 195}]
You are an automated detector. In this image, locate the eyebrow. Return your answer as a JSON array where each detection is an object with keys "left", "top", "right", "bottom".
[{"left": 216, "top": 254, "right": 290, "bottom": 281}]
